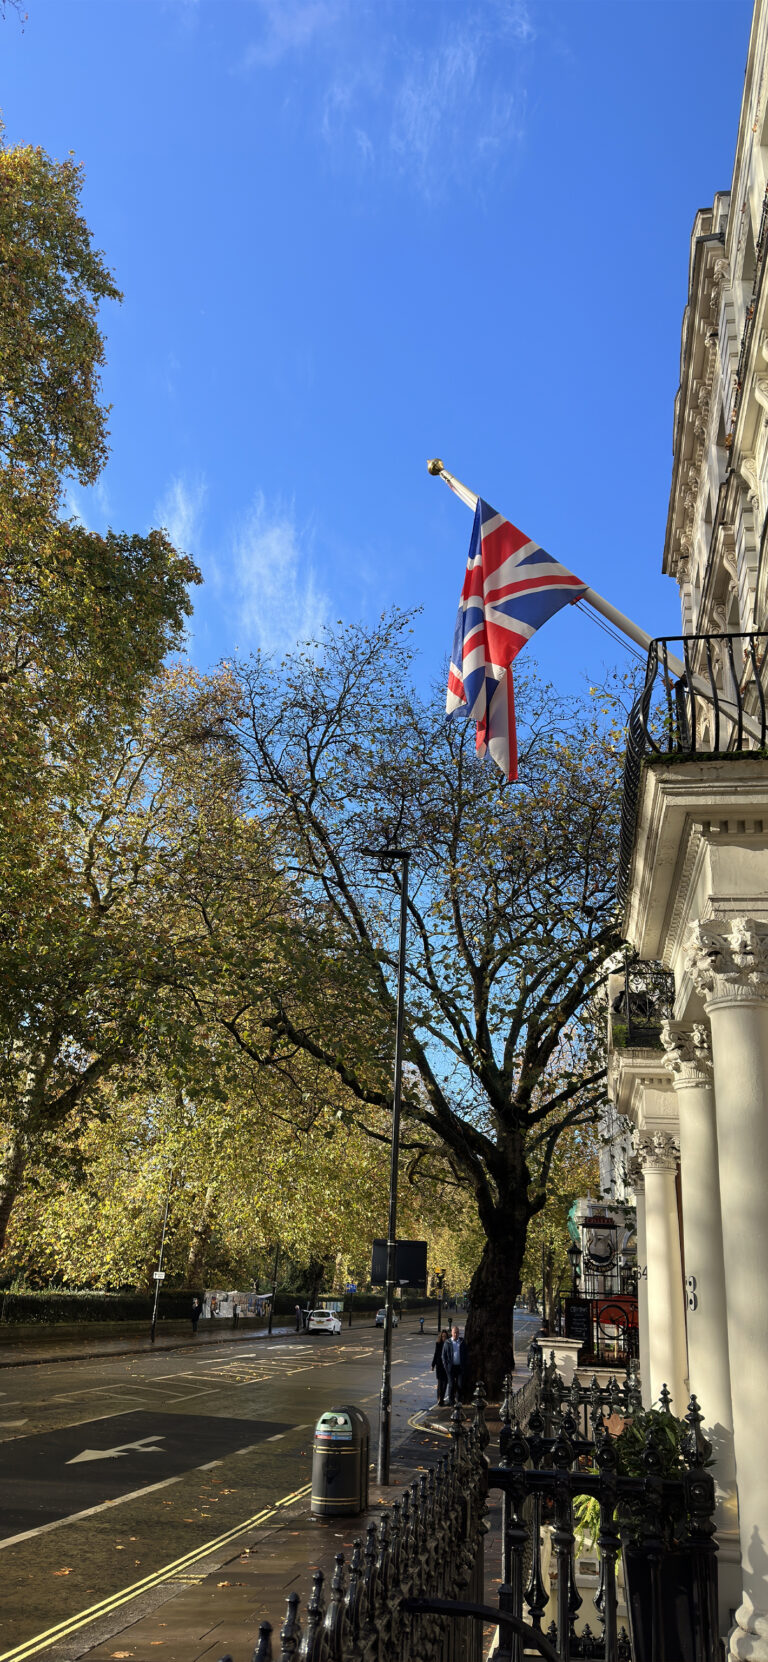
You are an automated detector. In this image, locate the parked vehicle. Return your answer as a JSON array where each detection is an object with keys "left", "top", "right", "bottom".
[
  {"left": 375, "top": 1307, "right": 399, "bottom": 1327},
  {"left": 307, "top": 1309, "right": 342, "bottom": 1334}
]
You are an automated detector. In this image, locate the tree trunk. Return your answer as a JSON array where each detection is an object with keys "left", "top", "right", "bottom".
[
  {"left": 186, "top": 1184, "right": 216, "bottom": 1288},
  {"left": 0, "top": 1130, "right": 26, "bottom": 1256},
  {"left": 464, "top": 1228, "right": 524, "bottom": 1399}
]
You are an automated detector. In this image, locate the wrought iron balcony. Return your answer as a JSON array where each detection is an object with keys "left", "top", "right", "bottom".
[
  {"left": 618, "top": 631, "right": 768, "bottom": 906},
  {"left": 609, "top": 957, "right": 675, "bottom": 1051}
]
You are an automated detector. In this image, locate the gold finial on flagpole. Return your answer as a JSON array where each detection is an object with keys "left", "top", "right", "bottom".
[{"left": 427, "top": 458, "right": 444, "bottom": 474}]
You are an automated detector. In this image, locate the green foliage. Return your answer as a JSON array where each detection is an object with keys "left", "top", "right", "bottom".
[
  {"left": 612, "top": 1404, "right": 688, "bottom": 1478},
  {"left": 0, "top": 1288, "right": 192, "bottom": 1324}
]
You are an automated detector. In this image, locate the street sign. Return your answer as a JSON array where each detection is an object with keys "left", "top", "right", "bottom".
[
  {"left": 371, "top": 1240, "right": 428, "bottom": 1288},
  {"left": 152, "top": 1270, "right": 166, "bottom": 1280},
  {"left": 345, "top": 1282, "right": 357, "bottom": 1293}
]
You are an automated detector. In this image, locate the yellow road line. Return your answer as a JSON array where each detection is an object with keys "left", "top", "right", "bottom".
[{"left": 0, "top": 1481, "right": 312, "bottom": 1662}]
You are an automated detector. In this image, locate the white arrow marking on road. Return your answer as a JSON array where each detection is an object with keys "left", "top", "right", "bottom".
[{"left": 66, "top": 1434, "right": 166, "bottom": 1465}]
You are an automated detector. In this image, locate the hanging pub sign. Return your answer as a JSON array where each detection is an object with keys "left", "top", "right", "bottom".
[{"left": 582, "top": 1213, "right": 618, "bottom": 1273}]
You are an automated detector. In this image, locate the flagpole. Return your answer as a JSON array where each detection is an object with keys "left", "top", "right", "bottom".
[
  {"left": 428, "top": 459, "right": 765, "bottom": 746},
  {"left": 427, "top": 459, "right": 681, "bottom": 674}
]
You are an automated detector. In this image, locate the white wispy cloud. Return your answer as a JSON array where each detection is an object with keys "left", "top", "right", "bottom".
[
  {"left": 231, "top": 493, "right": 329, "bottom": 654},
  {"left": 154, "top": 475, "right": 206, "bottom": 554},
  {"left": 244, "top": 0, "right": 535, "bottom": 198},
  {"left": 241, "top": 0, "right": 346, "bottom": 70}
]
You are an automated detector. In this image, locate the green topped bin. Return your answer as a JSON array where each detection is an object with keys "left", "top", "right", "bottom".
[{"left": 311, "top": 1405, "right": 370, "bottom": 1517}]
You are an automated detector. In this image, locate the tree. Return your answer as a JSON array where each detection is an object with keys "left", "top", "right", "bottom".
[
  {"left": 223, "top": 612, "right": 621, "bottom": 1394},
  {"left": 0, "top": 132, "right": 199, "bottom": 736},
  {"left": 0, "top": 665, "right": 255, "bottom": 1250},
  {"left": 520, "top": 1123, "right": 601, "bottom": 1325}
]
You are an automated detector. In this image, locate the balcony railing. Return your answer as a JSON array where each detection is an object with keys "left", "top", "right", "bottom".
[
  {"left": 609, "top": 957, "right": 675, "bottom": 1051},
  {"left": 618, "top": 631, "right": 768, "bottom": 907}
]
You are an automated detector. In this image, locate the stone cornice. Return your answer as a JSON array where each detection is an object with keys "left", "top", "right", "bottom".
[
  {"left": 685, "top": 915, "right": 768, "bottom": 1006},
  {"left": 607, "top": 1048, "right": 675, "bottom": 1121},
  {"left": 637, "top": 1130, "right": 680, "bottom": 1174},
  {"left": 623, "top": 756, "right": 768, "bottom": 963},
  {"left": 660, "top": 1019, "right": 713, "bottom": 1089},
  {"left": 664, "top": 218, "right": 726, "bottom": 583}
]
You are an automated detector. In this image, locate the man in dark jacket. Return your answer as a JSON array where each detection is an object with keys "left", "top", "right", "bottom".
[{"left": 442, "top": 1324, "right": 468, "bottom": 1405}]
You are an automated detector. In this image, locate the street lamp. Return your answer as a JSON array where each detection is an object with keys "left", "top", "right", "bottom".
[
  {"left": 567, "top": 1240, "right": 582, "bottom": 1298},
  {"left": 360, "top": 839, "right": 410, "bottom": 1487},
  {"left": 434, "top": 1268, "right": 445, "bottom": 1334}
]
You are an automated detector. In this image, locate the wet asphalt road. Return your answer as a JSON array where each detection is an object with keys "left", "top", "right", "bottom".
[{"left": 0, "top": 1311, "right": 542, "bottom": 1660}]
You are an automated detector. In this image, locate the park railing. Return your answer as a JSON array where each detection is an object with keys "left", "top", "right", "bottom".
[{"left": 218, "top": 1375, "right": 720, "bottom": 1662}]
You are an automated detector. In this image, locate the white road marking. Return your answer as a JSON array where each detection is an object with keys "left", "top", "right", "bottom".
[
  {"left": 0, "top": 1474, "right": 184, "bottom": 1551},
  {"left": 67, "top": 1434, "right": 165, "bottom": 1466}
]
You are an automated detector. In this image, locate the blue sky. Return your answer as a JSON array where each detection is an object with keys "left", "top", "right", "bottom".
[{"left": 2, "top": 0, "right": 754, "bottom": 703}]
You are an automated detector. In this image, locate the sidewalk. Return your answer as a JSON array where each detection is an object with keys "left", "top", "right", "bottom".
[
  {"left": 69, "top": 1381, "right": 525, "bottom": 1662},
  {"left": 0, "top": 1321, "right": 297, "bottom": 1371},
  {"left": 74, "top": 1413, "right": 496, "bottom": 1662}
]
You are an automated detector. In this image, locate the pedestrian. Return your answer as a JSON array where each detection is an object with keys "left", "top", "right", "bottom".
[
  {"left": 191, "top": 1296, "right": 202, "bottom": 1335},
  {"left": 432, "top": 1327, "right": 449, "bottom": 1406},
  {"left": 295, "top": 1303, "right": 301, "bottom": 1332},
  {"left": 442, "top": 1323, "right": 468, "bottom": 1406}
]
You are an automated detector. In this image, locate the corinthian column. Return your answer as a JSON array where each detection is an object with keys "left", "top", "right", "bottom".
[
  {"left": 626, "top": 1153, "right": 651, "bottom": 1408},
  {"left": 686, "top": 917, "right": 768, "bottom": 1660},
  {"left": 636, "top": 1130, "right": 688, "bottom": 1414},
  {"left": 662, "top": 1019, "right": 741, "bottom": 1628}
]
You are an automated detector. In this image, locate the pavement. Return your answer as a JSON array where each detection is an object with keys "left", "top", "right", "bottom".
[{"left": 0, "top": 1311, "right": 542, "bottom": 1662}]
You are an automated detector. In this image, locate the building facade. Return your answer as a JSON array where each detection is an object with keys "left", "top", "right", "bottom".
[{"left": 610, "top": 1, "right": 768, "bottom": 1653}]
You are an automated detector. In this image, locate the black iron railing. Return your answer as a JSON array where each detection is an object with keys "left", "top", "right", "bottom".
[
  {"left": 520, "top": 1349, "right": 643, "bottom": 1443},
  {"left": 496, "top": 1380, "right": 719, "bottom": 1662},
  {"left": 219, "top": 1370, "right": 720, "bottom": 1662},
  {"left": 618, "top": 630, "right": 768, "bottom": 908},
  {"left": 609, "top": 957, "right": 675, "bottom": 1051},
  {"left": 217, "top": 1399, "right": 490, "bottom": 1662}
]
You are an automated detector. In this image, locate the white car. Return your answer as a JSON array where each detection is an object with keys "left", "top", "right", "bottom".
[{"left": 307, "top": 1309, "right": 342, "bottom": 1334}]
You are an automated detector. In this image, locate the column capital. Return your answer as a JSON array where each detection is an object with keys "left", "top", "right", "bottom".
[
  {"left": 637, "top": 1130, "right": 679, "bottom": 1173},
  {"left": 684, "top": 916, "right": 768, "bottom": 1007},
  {"left": 660, "top": 1019, "right": 713, "bottom": 1089}
]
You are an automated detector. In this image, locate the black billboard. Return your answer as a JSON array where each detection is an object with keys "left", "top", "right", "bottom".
[{"left": 370, "top": 1239, "right": 428, "bottom": 1288}]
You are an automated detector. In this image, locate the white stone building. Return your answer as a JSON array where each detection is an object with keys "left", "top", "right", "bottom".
[{"left": 610, "top": 0, "right": 768, "bottom": 1652}]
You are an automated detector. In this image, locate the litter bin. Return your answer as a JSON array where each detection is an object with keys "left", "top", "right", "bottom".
[{"left": 311, "top": 1405, "right": 370, "bottom": 1517}]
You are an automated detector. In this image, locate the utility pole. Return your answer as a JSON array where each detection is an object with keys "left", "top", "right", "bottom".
[
  {"left": 150, "top": 1175, "right": 173, "bottom": 1344},
  {"left": 267, "top": 1244, "right": 279, "bottom": 1336},
  {"left": 435, "top": 1269, "right": 445, "bottom": 1333},
  {"left": 362, "top": 841, "right": 410, "bottom": 1487}
]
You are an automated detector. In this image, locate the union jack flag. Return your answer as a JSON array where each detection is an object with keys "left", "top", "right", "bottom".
[{"left": 446, "top": 498, "right": 588, "bottom": 780}]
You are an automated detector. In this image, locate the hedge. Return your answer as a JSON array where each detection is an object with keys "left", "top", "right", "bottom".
[
  {"left": 0, "top": 1289, "right": 195, "bottom": 1325},
  {"left": 0, "top": 1288, "right": 439, "bottom": 1325}
]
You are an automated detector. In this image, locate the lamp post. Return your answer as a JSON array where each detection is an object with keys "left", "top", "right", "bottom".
[
  {"left": 435, "top": 1269, "right": 445, "bottom": 1334},
  {"left": 150, "top": 1173, "right": 173, "bottom": 1344},
  {"left": 267, "top": 1243, "right": 279, "bottom": 1336},
  {"left": 567, "top": 1240, "right": 582, "bottom": 1299},
  {"left": 361, "top": 840, "right": 410, "bottom": 1487}
]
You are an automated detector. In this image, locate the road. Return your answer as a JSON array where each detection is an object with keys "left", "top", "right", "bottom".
[{"left": 0, "top": 1310, "right": 542, "bottom": 1662}]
